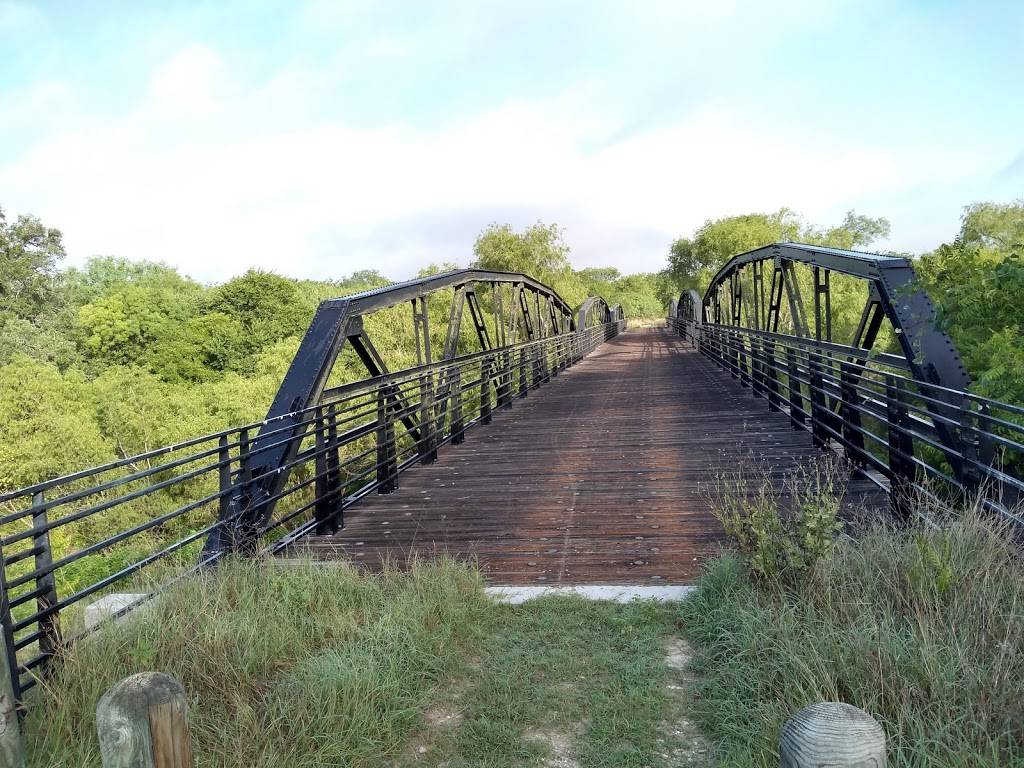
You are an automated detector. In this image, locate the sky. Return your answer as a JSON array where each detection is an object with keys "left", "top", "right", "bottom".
[{"left": 1, "top": 0, "right": 1022, "bottom": 283}]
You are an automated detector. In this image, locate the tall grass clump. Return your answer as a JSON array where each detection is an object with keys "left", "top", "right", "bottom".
[
  {"left": 21, "top": 557, "right": 490, "bottom": 768},
  {"left": 684, "top": 470, "right": 1024, "bottom": 767},
  {"left": 709, "top": 457, "right": 846, "bottom": 581}
]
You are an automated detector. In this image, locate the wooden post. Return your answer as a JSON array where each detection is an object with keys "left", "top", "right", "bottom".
[
  {"left": 0, "top": 624, "right": 24, "bottom": 768},
  {"left": 779, "top": 701, "right": 885, "bottom": 767},
  {"left": 96, "top": 672, "right": 193, "bottom": 768},
  {"left": 0, "top": 538, "right": 24, "bottom": 768}
]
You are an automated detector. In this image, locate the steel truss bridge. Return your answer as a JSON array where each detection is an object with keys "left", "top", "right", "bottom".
[{"left": 2, "top": 246, "right": 1023, "bottom": 704}]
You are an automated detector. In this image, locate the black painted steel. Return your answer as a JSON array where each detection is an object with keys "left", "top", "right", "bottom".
[
  {"left": 690, "top": 242, "right": 990, "bottom": 490},
  {"left": 576, "top": 296, "right": 624, "bottom": 330}
]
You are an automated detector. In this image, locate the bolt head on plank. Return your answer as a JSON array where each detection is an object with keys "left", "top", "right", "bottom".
[{"left": 779, "top": 702, "right": 886, "bottom": 767}]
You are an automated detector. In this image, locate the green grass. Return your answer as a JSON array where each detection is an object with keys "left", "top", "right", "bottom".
[
  {"left": 21, "top": 559, "right": 698, "bottom": 768},
  {"left": 413, "top": 597, "right": 695, "bottom": 768},
  {"left": 26, "top": 505, "right": 1018, "bottom": 767},
  {"left": 680, "top": 510, "right": 1024, "bottom": 767}
]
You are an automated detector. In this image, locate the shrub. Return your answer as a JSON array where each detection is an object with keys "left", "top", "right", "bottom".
[{"left": 708, "top": 457, "right": 846, "bottom": 581}]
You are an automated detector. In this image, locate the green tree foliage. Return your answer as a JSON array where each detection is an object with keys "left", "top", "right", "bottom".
[
  {"left": 63, "top": 256, "right": 192, "bottom": 306},
  {"left": 917, "top": 201, "right": 1024, "bottom": 404},
  {"left": 0, "top": 206, "right": 66, "bottom": 321},
  {"left": 0, "top": 315, "right": 79, "bottom": 368},
  {"left": 666, "top": 208, "right": 890, "bottom": 292},
  {"left": 205, "top": 270, "right": 315, "bottom": 356},
  {"left": 0, "top": 356, "right": 111, "bottom": 490},
  {"left": 473, "top": 221, "right": 586, "bottom": 306}
]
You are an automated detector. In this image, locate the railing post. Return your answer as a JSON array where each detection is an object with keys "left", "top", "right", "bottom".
[
  {"left": 480, "top": 356, "right": 492, "bottom": 425},
  {"left": 450, "top": 367, "right": 465, "bottom": 445},
  {"left": 217, "top": 435, "right": 231, "bottom": 522},
  {"left": 30, "top": 491, "right": 61, "bottom": 673},
  {"left": 376, "top": 387, "right": 397, "bottom": 494},
  {"left": 419, "top": 372, "right": 438, "bottom": 463},
  {"left": 326, "top": 405, "right": 341, "bottom": 532},
  {"left": 808, "top": 349, "right": 829, "bottom": 448},
  {"left": 314, "top": 407, "right": 333, "bottom": 534},
  {"left": 763, "top": 339, "right": 781, "bottom": 411},
  {"left": 886, "top": 375, "right": 914, "bottom": 521},
  {"left": 518, "top": 346, "right": 528, "bottom": 398},
  {"left": 839, "top": 362, "right": 866, "bottom": 464},
  {"left": 0, "top": 543, "right": 24, "bottom": 722},
  {"left": 232, "top": 428, "right": 257, "bottom": 555},
  {"left": 786, "top": 346, "right": 804, "bottom": 430},
  {"left": 738, "top": 335, "right": 750, "bottom": 388},
  {"left": 750, "top": 336, "right": 764, "bottom": 398}
]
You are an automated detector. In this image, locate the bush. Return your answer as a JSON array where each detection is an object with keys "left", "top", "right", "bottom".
[{"left": 708, "top": 458, "right": 846, "bottom": 581}]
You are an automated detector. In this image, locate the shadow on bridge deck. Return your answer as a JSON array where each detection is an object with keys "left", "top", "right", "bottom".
[{"left": 289, "top": 327, "right": 881, "bottom": 585}]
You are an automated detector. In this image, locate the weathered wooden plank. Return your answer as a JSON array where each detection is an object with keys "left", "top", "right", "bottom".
[{"left": 287, "top": 328, "right": 883, "bottom": 585}]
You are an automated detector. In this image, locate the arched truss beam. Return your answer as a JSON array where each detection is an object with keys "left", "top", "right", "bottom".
[
  {"left": 578, "top": 296, "right": 618, "bottom": 329},
  {"left": 702, "top": 243, "right": 970, "bottom": 390},
  {"left": 700, "top": 242, "right": 976, "bottom": 483},
  {"left": 215, "top": 269, "right": 604, "bottom": 540},
  {"left": 674, "top": 289, "right": 702, "bottom": 324}
]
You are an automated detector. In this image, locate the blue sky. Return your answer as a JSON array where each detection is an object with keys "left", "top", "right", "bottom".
[{"left": 1, "top": 1, "right": 1022, "bottom": 282}]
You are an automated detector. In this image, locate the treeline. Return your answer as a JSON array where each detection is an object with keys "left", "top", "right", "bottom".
[
  {"left": 0, "top": 213, "right": 666, "bottom": 493},
  {"left": 2, "top": 202, "right": 1021, "bottom": 495}
]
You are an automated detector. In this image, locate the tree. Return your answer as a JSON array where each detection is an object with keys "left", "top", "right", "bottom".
[
  {"left": 812, "top": 210, "right": 891, "bottom": 250},
  {"left": 346, "top": 270, "right": 391, "bottom": 287},
  {"left": 0, "top": 356, "right": 111, "bottom": 491},
  {"left": 417, "top": 262, "right": 460, "bottom": 278},
  {"left": 956, "top": 200, "right": 1024, "bottom": 252},
  {"left": 917, "top": 200, "right": 1024, "bottom": 405},
  {"left": 664, "top": 208, "right": 890, "bottom": 293},
  {"left": 473, "top": 221, "right": 585, "bottom": 306},
  {"left": 77, "top": 283, "right": 193, "bottom": 364},
  {"left": 205, "top": 270, "right": 315, "bottom": 358},
  {"left": 473, "top": 222, "right": 571, "bottom": 280},
  {"left": 577, "top": 267, "right": 621, "bottom": 284},
  {"left": 63, "top": 256, "right": 196, "bottom": 307},
  {"left": 0, "top": 206, "right": 65, "bottom": 321},
  {"left": 0, "top": 315, "right": 78, "bottom": 368}
]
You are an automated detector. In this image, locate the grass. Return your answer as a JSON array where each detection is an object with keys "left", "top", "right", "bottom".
[
  {"left": 21, "top": 558, "right": 698, "bottom": 768},
  {"left": 22, "top": 492, "right": 1022, "bottom": 767},
  {"left": 680, "top": 508, "right": 1024, "bottom": 767},
  {"left": 413, "top": 597, "right": 696, "bottom": 768}
]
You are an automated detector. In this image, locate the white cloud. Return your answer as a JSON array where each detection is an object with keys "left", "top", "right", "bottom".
[{"left": 0, "top": 22, "right": 1013, "bottom": 283}]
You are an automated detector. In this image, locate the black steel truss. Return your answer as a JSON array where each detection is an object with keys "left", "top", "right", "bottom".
[
  {"left": 203, "top": 269, "right": 613, "bottom": 555},
  {"left": 576, "top": 296, "right": 622, "bottom": 330},
  {"left": 672, "top": 241, "right": 996, "bottom": 498}
]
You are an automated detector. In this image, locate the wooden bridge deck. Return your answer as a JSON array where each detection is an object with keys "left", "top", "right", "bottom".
[{"left": 291, "top": 327, "right": 883, "bottom": 585}]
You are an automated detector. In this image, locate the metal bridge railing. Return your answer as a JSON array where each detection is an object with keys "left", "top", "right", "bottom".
[
  {"left": 0, "top": 319, "right": 625, "bottom": 705},
  {"left": 668, "top": 317, "right": 1024, "bottom": 526}
]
